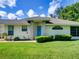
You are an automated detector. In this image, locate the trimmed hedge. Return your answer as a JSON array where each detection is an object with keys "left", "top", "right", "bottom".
[
  {"left": 36, "top": 35, "right": 72, "bottom": 43},
  {"left": 14, "top": 37, "right": 20, "bottom": 41},
  {"left": 55, "top": 35, "right": 72, "bottom": 41},
  {"left": 36, "top": 36, "right": 54, "bottom": 43}
]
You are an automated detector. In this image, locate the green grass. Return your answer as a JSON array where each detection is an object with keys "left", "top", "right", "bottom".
[{"left": 0, "top": 41, "right": 79, "bottom": 59}]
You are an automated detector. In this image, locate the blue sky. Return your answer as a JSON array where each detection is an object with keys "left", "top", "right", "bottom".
[{"left": 0, "top": 0, "right": 79, "bottom": 19}]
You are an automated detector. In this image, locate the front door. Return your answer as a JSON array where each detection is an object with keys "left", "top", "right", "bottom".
[{"left": 37, "top": 26, "right": 41, "bottom": 36}]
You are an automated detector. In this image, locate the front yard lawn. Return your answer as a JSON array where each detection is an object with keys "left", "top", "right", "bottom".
[{"left": 0, "top": 41, "right": 79, "bottom": 59}]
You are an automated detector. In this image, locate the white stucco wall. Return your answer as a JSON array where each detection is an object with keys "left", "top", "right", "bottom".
[
  {"left": 72, "top": 37, "right": 79, "bottom": 39},
  {"left": 0, "top": 24, "right": 5, "bottom": 33},
  {"left": 0, "top": 23, "right": 46, "bottom": 40},
  {"left": 45, "top": 25, "right": 70, "bottom": 36},
  {"left": 32, "top": 22, "right": 46, "bottom": 36},
  {"left": 45, "top": 25, "right": 79, "bottom": 39},
  {"left": 0, "top": 24, "right": 79, "bottom": 40},
  {"left": 5, "top": 25, "right": 33, "bottom": 40}
]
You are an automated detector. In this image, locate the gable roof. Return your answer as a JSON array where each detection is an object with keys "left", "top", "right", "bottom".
[{"left": 0, "top": 20, "right": 29, "bottom": 25}]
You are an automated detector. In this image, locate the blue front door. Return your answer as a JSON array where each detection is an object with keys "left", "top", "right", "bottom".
[{"left": 37, "top": 26, "right": 41, "bottom": 36}]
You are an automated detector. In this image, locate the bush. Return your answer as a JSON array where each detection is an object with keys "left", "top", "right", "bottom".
[
  {"left": 55, "top": 35, "right": 72, "bottom": 41},
  {"left": 36, "top": 36, "right": 54, "bottom": 43},
  {"left": 2, "top": 33, "right": 8, "bottom": 40},
  {"left": 48, "top": 36, "right": 54, "bottom": 41},
  {"left": 14, "top": 37, "right": 20, "bottom": 41},
  {"left": 2, "top": 33, "right": 8, "bottom": 36}
]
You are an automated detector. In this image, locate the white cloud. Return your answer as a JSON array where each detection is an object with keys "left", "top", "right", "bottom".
[
  {"left": 0, "top": 0, "right": 16, "bottom": 8},
  {"left": 0, "top": 0, "right": 6, "bottom": 8},
  {"left": 17, "top": 17, "right": 22, "bottom": 20},
  {"left": 27, "top": 9, "right": 39, "bottom": 17},
  {"left": 40, "top": 14, "right": 46, "bottom": 17},
  {"left": 7, "top": 0, "right": 16, "bottom": 7},
  {"left": 38, "top": 6, "right": 43, "bottom": 9},
  {"left": 7, "top": 13, "right": 17, "bottom": 19},
  {"left": 0, "top": 11, "right": 7, "bottom": 17},
  {"left": 48, "top": 0, "right": 61, "bottom": 15},
  {"left": 7, "top": 10, "right": 24, "bottom": 20},
  {"left": 16, "top": 10, "right": 24, "bottom": 16},
  {"left": 0, "top": 9, "right": 24, "bottom": 19}
]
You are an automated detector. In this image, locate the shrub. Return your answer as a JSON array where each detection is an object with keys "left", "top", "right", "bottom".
[
  {"left": 2, "top": 33, "right": 8, "bottom": 36},
  {"left": 2, "top": 33, "right": 8, "bottom": 40},
  {"left": 55, "top": 35, "right": 72, "bottom": 41},
  {"left": 36, "top": 36, "right": 54, "bottom": 43},
  {"left": 63, "top": 35, "right": 72, "bottom": 41},
  {"left": 14, "top": 37, "right": 20, "bottom": 41},
  {"left": 55, "top": 35, "right": 62, "bottom": 41},
  {"left": 48, "top": 36, "right": 54, "bottom": 41}
]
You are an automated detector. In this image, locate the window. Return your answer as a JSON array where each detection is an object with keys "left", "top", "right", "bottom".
[
  {"left": 8, "top": 25, "right": 14, "bottom": 35},
  {"left": 71, "top": 26, "right": 79, "bottom": 36},
  {"left": 52, "top": 26, "right": 63, "bottom": 30},
  {"left": 22, "top": 26, "right": 27, "bottom": 31}
]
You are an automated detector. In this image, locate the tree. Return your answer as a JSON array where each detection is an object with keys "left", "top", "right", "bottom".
[
  {"left": 49, "top": 7, "right": 63, "bottom": 18},
  {"left": 59, "top": 2, "right": 79, "bottom": 21}
]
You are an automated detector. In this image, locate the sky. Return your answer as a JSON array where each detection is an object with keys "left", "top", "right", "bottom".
[{"left": 0, "top": 0, "right": 79, "bottom": 20}]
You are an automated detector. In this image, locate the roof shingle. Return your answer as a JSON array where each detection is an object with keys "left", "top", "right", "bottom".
[
  {"left": 0, "top": 17, "right": 79, "bottom": 26},
  {"left": 49, "top": 19, "right": 79, "bottom": 26},
  {"left": 0, "top": 20, "right": 29, "bottom": 25}
]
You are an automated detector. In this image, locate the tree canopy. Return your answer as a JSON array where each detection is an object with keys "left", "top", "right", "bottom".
[{"left": 59, "top": 2, "right": 79, "bottom": 21}]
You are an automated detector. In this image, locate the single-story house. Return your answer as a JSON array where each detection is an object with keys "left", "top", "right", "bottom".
[{"left": 0, "top": 17, "right": 79, "bottom": 40}]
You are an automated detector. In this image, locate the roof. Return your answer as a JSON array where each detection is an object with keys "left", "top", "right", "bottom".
[
  {"left": 25, "top": 17, "right": 50, "bottom": 21},
  {"left": 0, "top": 20, "right": 29, "bottom": 25},
  {"left": 49, "top": 18, "right": 79, "bottom": 26},
  {"left": 0, "top": 17, "right": 79, "bottom": 26},
  {"left": 25, "top": 17, "right": 79, "bottom": 26}
]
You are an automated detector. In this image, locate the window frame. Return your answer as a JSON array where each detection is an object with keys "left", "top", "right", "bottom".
[
  {"left": 71, "top": 26, "right": 79, "bottom": 36},
  {"left": 52, "top": 26, "right": 63, "bottom": 30},
  {"left": 22, "top": 25, "right": 27, "bottom": 31},
  {"left": 8, "top": 25, "right": 14, "bottom": 35}
]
